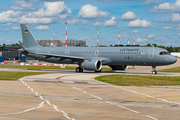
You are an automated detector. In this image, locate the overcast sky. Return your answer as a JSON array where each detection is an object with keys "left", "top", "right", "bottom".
[{"left": 0, "top": 0, "right": 180, "bottom": 46}]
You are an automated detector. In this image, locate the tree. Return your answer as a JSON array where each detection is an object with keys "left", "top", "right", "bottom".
[
  {"left": 147, "top": 43, "right": 151, "bottom": 47},
  {"left": 152, "top": 44, "right": 157, "bottom": 47}
]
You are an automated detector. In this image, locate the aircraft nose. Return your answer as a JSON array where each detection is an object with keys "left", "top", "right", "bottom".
[{"left": 170, "top": 56, "right": 177, "bottom": 64}]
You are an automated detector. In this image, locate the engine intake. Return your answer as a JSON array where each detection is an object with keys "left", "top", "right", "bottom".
[{"left": 83, "top": 60, "right": 102, "bottom": 72}]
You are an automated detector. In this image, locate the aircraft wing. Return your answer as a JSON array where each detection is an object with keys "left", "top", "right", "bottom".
[{"left": 37, "top": 53, "right": 92, "bottom": 61}]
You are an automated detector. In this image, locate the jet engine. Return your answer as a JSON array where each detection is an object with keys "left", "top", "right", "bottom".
[
  {"left": 82, "top": 59, "right": 102, "bottom": 72},
  {"left": 109, "top": 65, "right": 128, "bottom": 70}
]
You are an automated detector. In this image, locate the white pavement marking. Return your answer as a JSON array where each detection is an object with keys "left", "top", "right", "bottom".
[
  {"left": 37, "top": 102, "right": 44, "bottom": 109},
  {"left": 89, "top": 93, "right": 103, "bottom": 100},
  {"left": 73, "top": 86, "right": 81, "bottom": 91},
  {"left": 106, "top": 101, "right": 113, "bottom": 105},
  {"left": 146, "top": 115, "right": 158, "bottom": 120},
  {"left": 31, "top": 88, "right": 34, "bottom": 92},
  {"left": 83, "top": 91, "right": 87, "bottom": 93},
  {"left": 45, "top": 100, "right": 52, "bottom": 105},
  {"left": 39, "top": 95, "right": 44, "bottom": 100},
  {"left": 20, "top": 77, "right": 76, "bottom": 120},
  {"left": 0, "top": 102, "right": 44, "bottom": 116},
  {"left": 113, "top": 85, "right": 180, "bottom": 105},
  {"left": 35, "top": 91, "right": 39, "bottom": 96},
  {"left": 117, "top": 105, "right": 139, "bottom": 114},
  {"left": 73, "top": 86, "right": 141, "bottom": 115}
]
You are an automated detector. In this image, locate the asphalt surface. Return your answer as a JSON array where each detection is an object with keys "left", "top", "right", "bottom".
[{"left": 0, "top": 59, "right": 180, "bottom": 120}]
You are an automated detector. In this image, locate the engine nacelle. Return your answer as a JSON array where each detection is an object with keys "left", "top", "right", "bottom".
[
  {"left": 82, "top": 59, "right": 102, "bottom": 72},
  {"left": 109, "top": 65, "right": 128, "bottom": 70}
]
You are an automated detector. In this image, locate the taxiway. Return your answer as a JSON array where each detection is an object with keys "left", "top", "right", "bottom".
[{"left": 0, "top": 59, "right": 180, "bottom": 120}]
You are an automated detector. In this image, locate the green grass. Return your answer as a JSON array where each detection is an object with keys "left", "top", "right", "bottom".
[
  {"left": 0, "top": 71, "right": 50, "bottom": 81},
  {"left": 95, "top": 74, "right": 180, "bottom": 86},
  {"left": 0, "top": 64, "right": 113, "bottom": 71},
  {"left": 157, "top": 67, "right": 180, "bottom": 72}
]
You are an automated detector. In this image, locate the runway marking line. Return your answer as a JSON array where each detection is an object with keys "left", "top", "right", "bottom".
[
  {"left": 117, "top": 105, "right": 139, "bottom": 113},
  {"left": 19, "top": 77, "right": 76, "bottom": 120},
  {"left": 146, "top": 115, "right": 158, "bottom": 120},
  {"left": 113, "top": 86, "right": 180, "bottom": 105},
  {"left": 0, "top": 102, "right": 44, "bottom": 117},
  {"left": 72, "top": 85, "right": 160, "bottom": 120}
]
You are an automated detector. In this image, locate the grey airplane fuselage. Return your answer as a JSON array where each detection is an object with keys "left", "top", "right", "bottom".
[
  {"left": 19, "top": 24, "right": 177, "bottom": 73},
  {"left": 26, "top": 46, "right": 176, "bottom": 66}
]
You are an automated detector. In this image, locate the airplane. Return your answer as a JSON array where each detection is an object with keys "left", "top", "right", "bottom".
[
  {"left": 19, "top": 24, "right": 177, "bottom": 74},
  {"left": 171, "top": 52, "right": 180, "bottom": 57}
]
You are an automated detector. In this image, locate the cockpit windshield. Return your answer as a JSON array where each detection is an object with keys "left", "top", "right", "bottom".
[{"left": 159, "top": 51, "right": 170, "bottom": 55}]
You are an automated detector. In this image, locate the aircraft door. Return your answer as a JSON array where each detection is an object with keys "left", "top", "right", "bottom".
[
  {"left": 95, "top": 50, "right": 99, "bottom": 57},
  {"left": 35, "top": 48, "right": 40, "bottom": 57},
  {"left": 148, "top": 49, "right": 155, "bottom": 59},
  {"left": 66, "top": 49, "right": 70, "bottom": 56}
]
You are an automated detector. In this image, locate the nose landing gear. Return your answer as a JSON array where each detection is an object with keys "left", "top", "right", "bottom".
[{"left": 152, "top": 66, "right": 157, "bottom": 74}]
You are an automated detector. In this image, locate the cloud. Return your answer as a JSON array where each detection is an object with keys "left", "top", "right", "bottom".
[
  {"left": 67, "top": 19, "right": 80, "bottom": 24},
  {"left": 149, "top": 0, "right": 180, "bottom": 13},
  {"left": 127, "top": 19, "right": 154, "bottom": 28},
  {"left": 79, "top": 37, "right": 91, "bottom": 41},
  {"left": 67, "top": 19, "right": 88, "bottom": 25},
  {"left": 94, "top": 16, "right": 116, "bottom": 27},
  {"left": 30, "top": 1, "right": 71, "bottom": 18},
  {"left": 136, "top": 38, "right": 146, "bottom": 42},
  {"left": 0, "top": 28, "right": 9, "bottom": 32},
  {"left": 175, "top": 25, "right": 180, "bottom": 30},
  {"left": 0, "top": 10, "right": 21, "bottom": 23},
  {"left": 19, "top": 1, "right": 71, "bottom": 24},
  {"left": 78, "top": 4, "right": 110, "bottom": 19},
  {"left": 171, "top": 13, "right": 180, "bottom": 23},
  {"left": 132, "top": 30, "right": 140, "bottom": 33},
  {"left": 160, "top": 13, "right": 180, "bottom": 23},
  {"left": 2, "top": 23, "right": 12, "bottom": 26},
  {"left": 34, "top": 25, "right": 50, "bottom": 30},
  {"left": 0, "top": 1, "right": 71, "bottom": 24},
  {"left": 10, "top": 0, "right": 34, "bottom": 11},
  {"left": 147, "top": 34, "right": 155, "bottom": 38},
  {"left": 163, "top": 25, "right": 172, "bottom": 29},
  {"left": 177, "top": 33, "right": 180, "bottom": 36},
  {"left": 12, "top": 26, "right": 20, "bottom": 30},
  {"left": 0, "top": 37, "right": 12, "bottom": 43},
  {"left": 159, "top": 33, "right": 171, "bottom": 37},
  {"left": 82, "top": 20, "right": 88, "bottom": 25},
  {"left": 114, "top": 33, "right": 131, "bottom": 38},
  {"left": 144, "top": 0, "right": 163, "bottom": 5},
  {"left": 120, "top": 11, "right": 136, "bottom": 20}
]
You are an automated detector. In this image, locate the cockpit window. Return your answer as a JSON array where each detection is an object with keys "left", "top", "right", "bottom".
[{"left": 159, "top": 51, "right": 170, "bottom": 55}]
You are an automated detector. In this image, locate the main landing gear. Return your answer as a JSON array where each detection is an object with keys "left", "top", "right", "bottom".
[
  {"left": 75, "top": 67, "right": 83, "bottom": 73},
  {"left": 152, "top": 66, "right": 157, "bottom": 74},
  {"left": 76, "top": 63, "right": 83, "bottom": 73}
]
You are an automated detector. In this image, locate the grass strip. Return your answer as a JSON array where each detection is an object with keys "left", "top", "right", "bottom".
[
  {"left": 0, "top": 64, "right": 113, "bottom": 71},
  {"left": 157, "top": 67, "right": 180, "bottom": 72},
  {"left": 0, "top": 71, "right": 50, "bottom": 81},
  {"left": 95, "top": 74, "right": 180, "bottom": 86}
]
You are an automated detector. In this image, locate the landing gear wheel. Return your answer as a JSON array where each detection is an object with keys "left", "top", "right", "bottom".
[
  {"left": 152, "top": 71, "right": 157, "bottom": 74},
  {"left": 75, "top": 68, "right": 79, "bottom": 73},
  {"left": 79, "top": 68, "right": 83, "bottom": 72},
  {"left": 95, "top": 69, "right": 102, "bottom": 72},
  {"left": 75, "top": 67, "right": 83, "bottom": 73},
  {"left": 152, "top": 66, "right": 157, "bottom": 74}
]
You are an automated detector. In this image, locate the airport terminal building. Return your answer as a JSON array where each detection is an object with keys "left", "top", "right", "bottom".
[{"left": 37, "top": 39, "right": 86, "bottom": 47}]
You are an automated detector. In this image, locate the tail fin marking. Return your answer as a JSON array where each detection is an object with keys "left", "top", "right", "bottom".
[{"left": 20, "top": 24, "right": 41, "bottom": 48}]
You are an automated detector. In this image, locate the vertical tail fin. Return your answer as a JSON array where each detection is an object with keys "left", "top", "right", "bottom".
[{"left": 20, "top": 24, "right": 41, "bottom": 48}]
